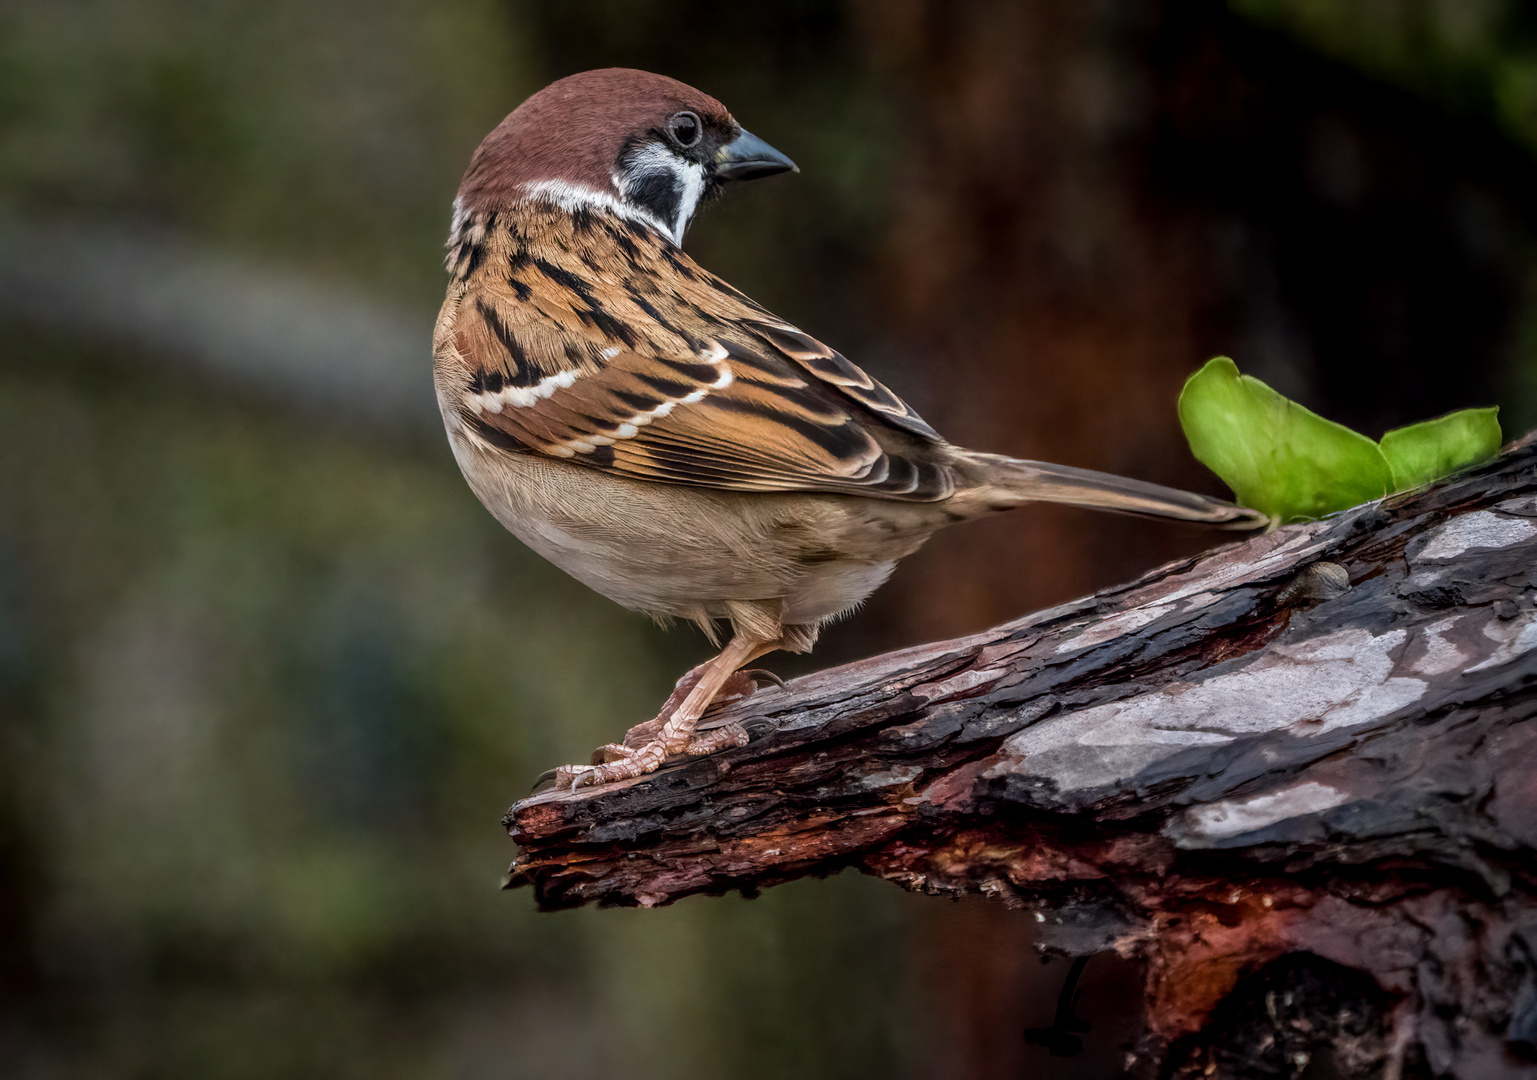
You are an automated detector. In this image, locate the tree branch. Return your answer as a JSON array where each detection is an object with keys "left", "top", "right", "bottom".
[{"left": 506, "top": 435, "right": 1537, "bottom": 1078}]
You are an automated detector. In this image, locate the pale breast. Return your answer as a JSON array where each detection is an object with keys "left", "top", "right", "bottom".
[{"left": 444, "top": 417, "right": 940, "bottom": 627}]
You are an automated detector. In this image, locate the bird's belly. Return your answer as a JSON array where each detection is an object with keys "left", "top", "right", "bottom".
[
  {"left": 778, "top": 559, "right": 897, "bottom": 625},
  {"left": 449, "top": 431, "right": 932, "bottom": 625}
]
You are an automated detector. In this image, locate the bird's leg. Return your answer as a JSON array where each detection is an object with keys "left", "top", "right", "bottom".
[
  {"left": 612, "top": 665, "right": 763, "bottom": 752},
  {"left": 556, "top": 632, "right": 776, "bottom": 790}
]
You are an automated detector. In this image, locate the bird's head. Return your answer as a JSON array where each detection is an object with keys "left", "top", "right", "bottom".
[{"left": 455, "top": 68, "right": 797, "bottom": 246}]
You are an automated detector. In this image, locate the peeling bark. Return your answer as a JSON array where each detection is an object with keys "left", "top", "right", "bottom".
[{"left": 506, "top": 435, "right": 1537, "bottom": 1079}]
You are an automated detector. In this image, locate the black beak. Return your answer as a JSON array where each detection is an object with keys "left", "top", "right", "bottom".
[{"left": 714, "top": 128, "right": 798, "bottom": 182}]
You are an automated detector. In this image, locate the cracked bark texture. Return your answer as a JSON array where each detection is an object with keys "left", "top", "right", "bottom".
[{"left": 507, "top": 435, "right": 1537, "bottom": 1079}]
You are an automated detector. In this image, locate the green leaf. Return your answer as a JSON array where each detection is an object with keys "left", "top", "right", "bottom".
[
  {"left": 1379, "top": 408, "right": 1501, "bottom": 491},
  {"left": 1178, "top": 357, "right": 1393, "bottom": 522}
]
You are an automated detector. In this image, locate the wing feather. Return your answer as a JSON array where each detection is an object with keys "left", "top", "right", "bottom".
[{"left": 442, "top": 206, "right": 954, "bottom": 501}]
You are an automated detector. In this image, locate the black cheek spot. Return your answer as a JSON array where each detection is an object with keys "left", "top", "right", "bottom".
[{"left": 628, "top": 172, "right": 681, "bottom": 230}]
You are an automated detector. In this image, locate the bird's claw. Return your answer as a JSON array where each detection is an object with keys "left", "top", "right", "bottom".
[
  {"left": 567, "top": 766, "right": 599, "bottom": 791},
  {"left": 591, "top": 742, "right": 635, "bottom": 765},
  {"left": 529, "top": 767, "right": 561, "bottom": 793},
  {"left": 553, "top": 762, "right": 614, "bottom": 791},
  {"left": 546, "top": 724, "right": 748, "bottom": 792},
  {"left": 741, "top": 668, "right": 787, "bottom": 690}
]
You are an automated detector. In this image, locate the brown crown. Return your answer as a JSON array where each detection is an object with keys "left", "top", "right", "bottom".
[{"left": 457, "top": 69, "right": 734, "bottom": 212}]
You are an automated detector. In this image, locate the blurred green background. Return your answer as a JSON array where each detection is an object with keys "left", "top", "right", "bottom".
[{"left": 2, "top": 1, "right": 1535, "bottom": 1077}]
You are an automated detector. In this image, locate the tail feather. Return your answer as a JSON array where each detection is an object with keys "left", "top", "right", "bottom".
[{"left": 953, "top": 451, "right": 1269, "bottom": 529}]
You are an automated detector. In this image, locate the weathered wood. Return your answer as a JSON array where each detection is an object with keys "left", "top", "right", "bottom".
[{"left": 506, "top": 435, "right": 1537, "bottom": 1078}]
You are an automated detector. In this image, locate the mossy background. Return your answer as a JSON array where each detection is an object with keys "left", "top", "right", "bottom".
[{"left": 1, "top": 2, "right": 1534, "bottom": 1077}]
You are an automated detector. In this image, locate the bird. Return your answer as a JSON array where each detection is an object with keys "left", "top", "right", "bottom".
[{"left": 432, "top": 69, "right": 1267, "bottom": 791}]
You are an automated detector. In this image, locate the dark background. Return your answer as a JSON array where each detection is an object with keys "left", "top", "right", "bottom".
[{"left": 2, "top": 1, "right": 1534, "bottom": 1077}]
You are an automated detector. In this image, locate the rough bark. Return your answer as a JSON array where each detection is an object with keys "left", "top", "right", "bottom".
[{"left": 506, "top": 435, "right": 1537, "bottom": 1079}]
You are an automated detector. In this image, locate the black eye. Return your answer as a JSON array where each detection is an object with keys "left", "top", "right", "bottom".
[{"left": 668, "top": 111, "right": 702, "bottom": 149}]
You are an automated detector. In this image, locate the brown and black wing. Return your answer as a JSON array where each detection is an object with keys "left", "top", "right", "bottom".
[{"left": 444, "top": 215, "right": 954, "bottom": 501}]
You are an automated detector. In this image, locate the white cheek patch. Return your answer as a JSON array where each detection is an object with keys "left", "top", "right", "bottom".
[
  {"left": 670, "top": 161, "right": 706, "bottom": 244},
  {"left": 518, "top": 179, "right": 671, "bottom": 240},
  {"left": 618, "top": 142, "right": 675, "bottom": 178},
  {"left": 515, "top": 153, "right": 704, "bottom": 248},
  {"left": 614, "top": 144, "right": 707, "bottom": 246}
]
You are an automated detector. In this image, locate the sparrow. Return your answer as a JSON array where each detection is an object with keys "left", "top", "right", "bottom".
[{"left": 433, "top": 69, "right": 1266, "bottom": 790}]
